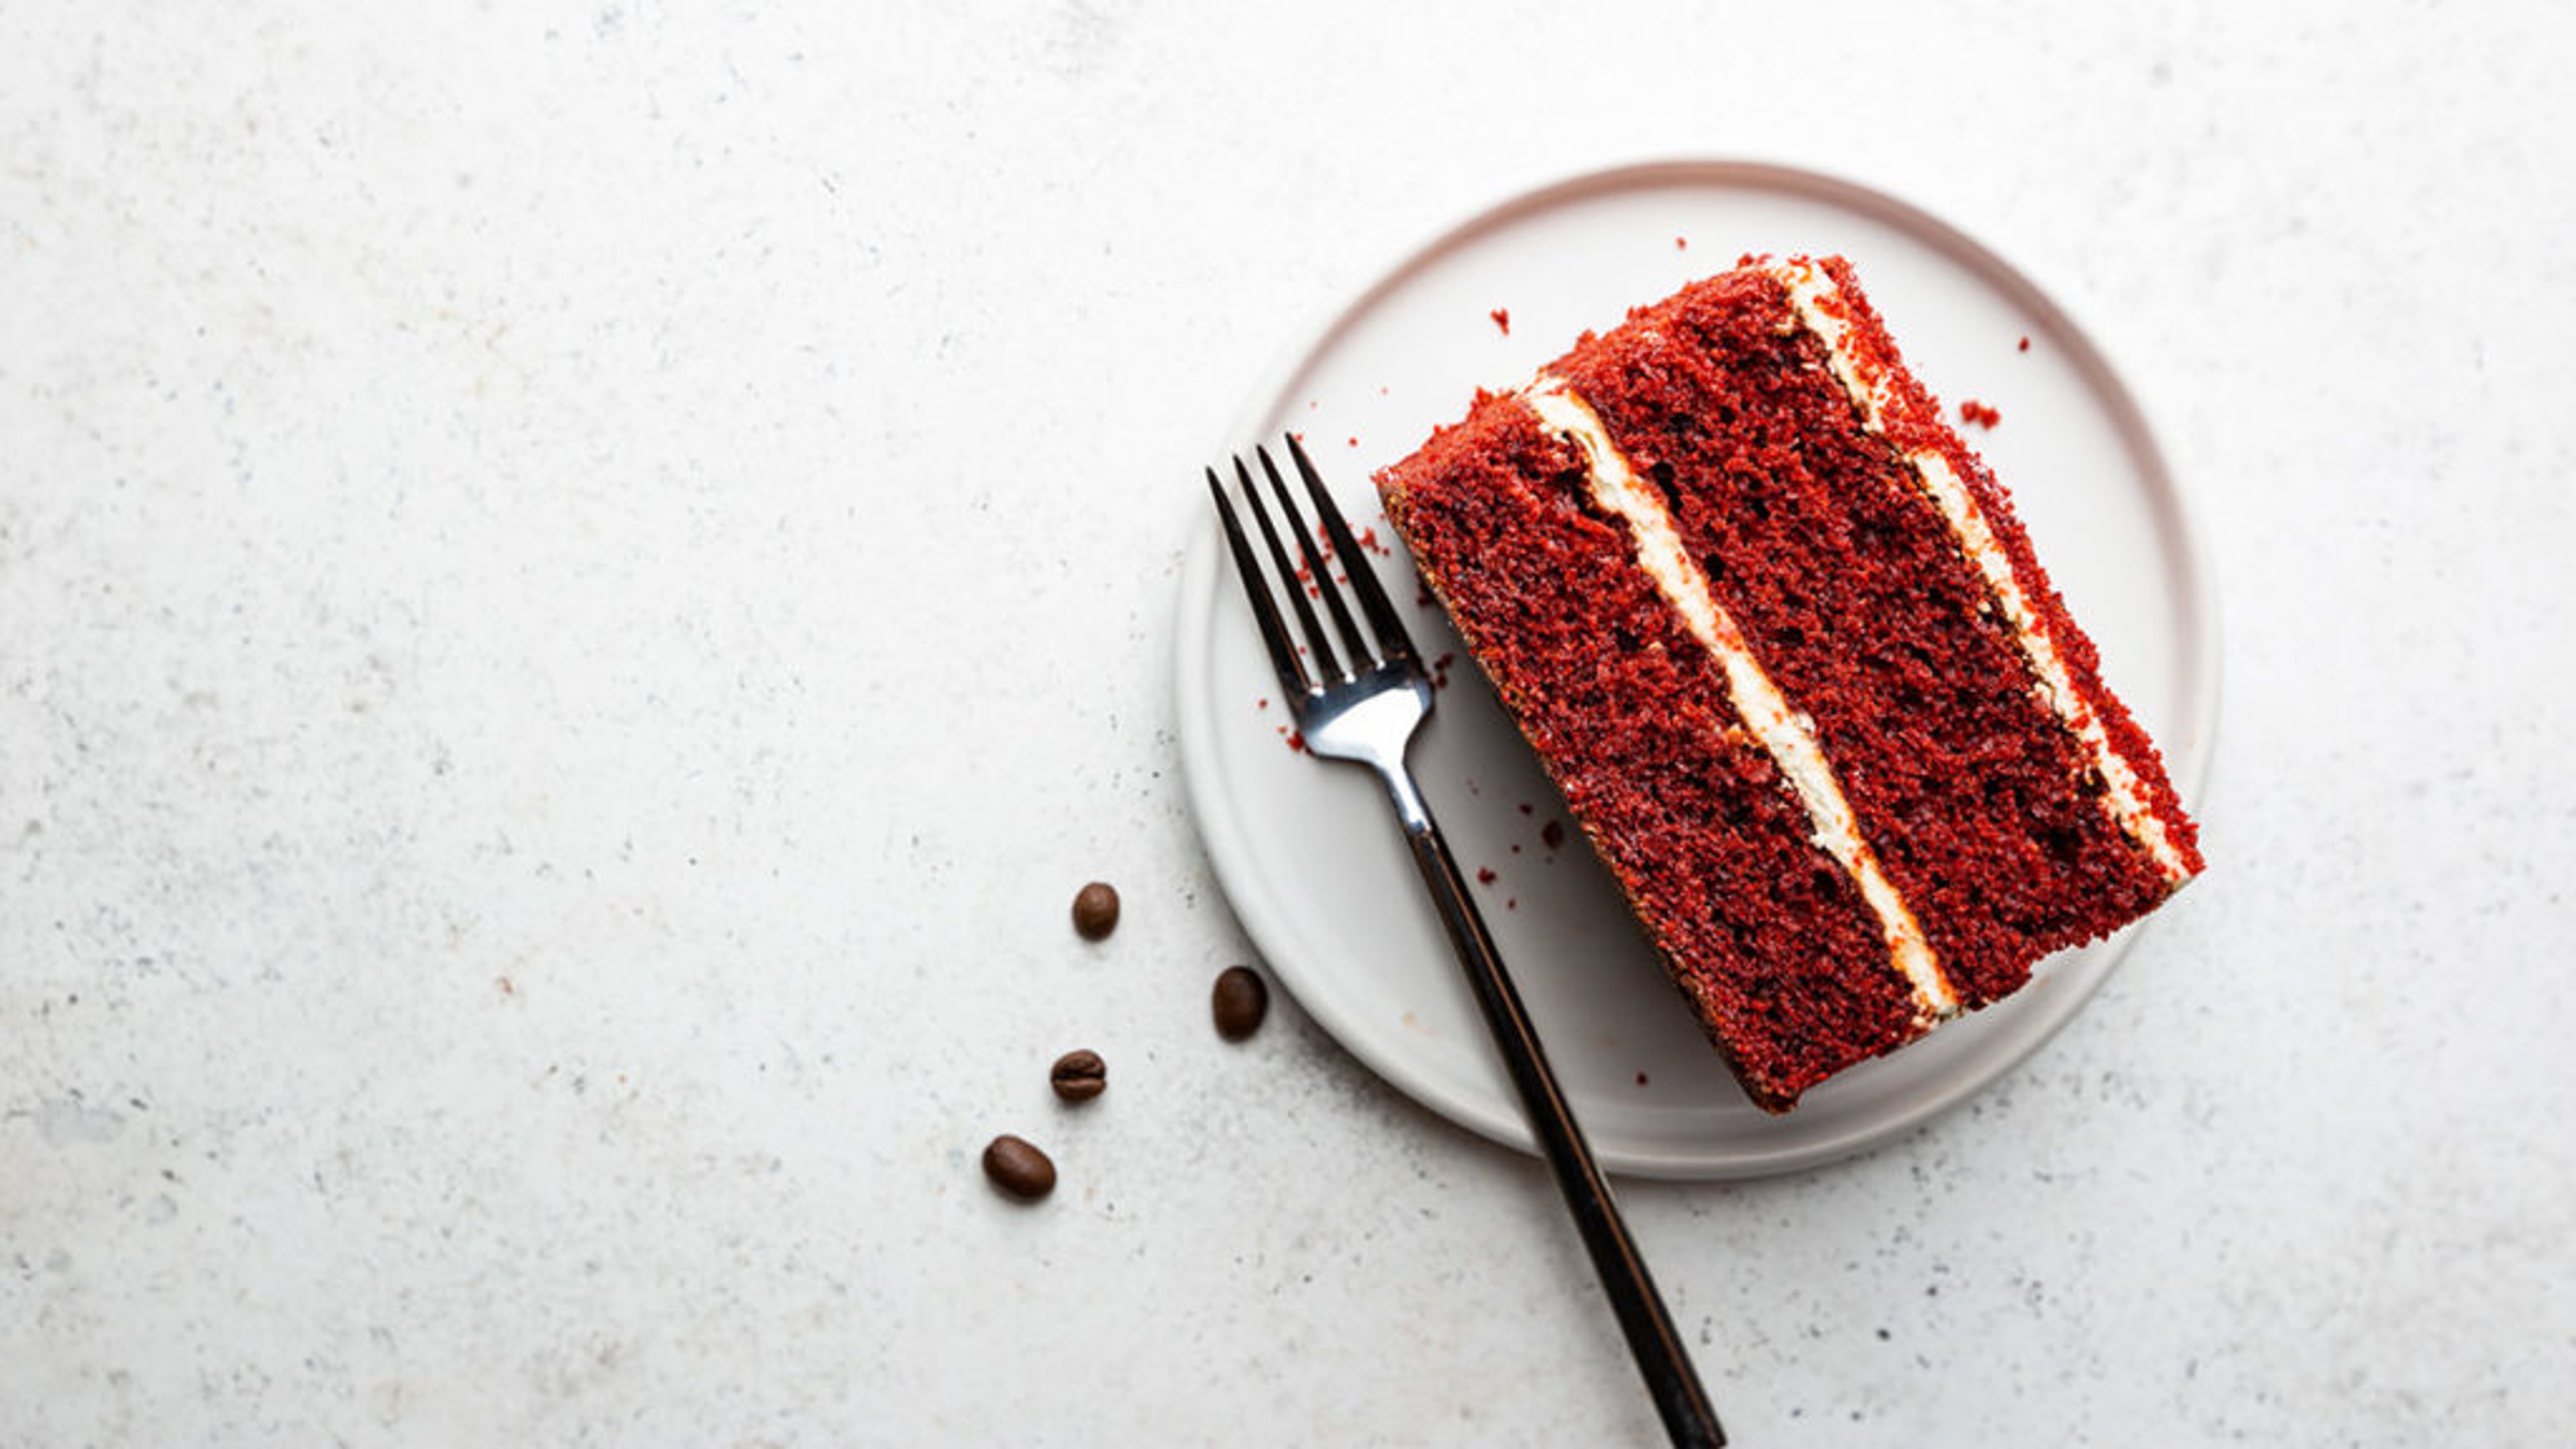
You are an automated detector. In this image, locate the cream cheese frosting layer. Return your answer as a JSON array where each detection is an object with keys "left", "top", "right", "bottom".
[
  {"left": 1766, "top": 258, "right": 2195, "bottom": 885},
  {"left": 1521, "top": 376, "right": 1960, "bottom": 1026}
]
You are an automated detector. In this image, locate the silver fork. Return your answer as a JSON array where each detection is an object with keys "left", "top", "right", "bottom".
[{"left": 1208, "top": 434, "right": 1726, "bottom": 1449}]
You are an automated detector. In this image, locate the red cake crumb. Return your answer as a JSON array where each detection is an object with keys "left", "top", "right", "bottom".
[
  {"left": 2017, "top": 335, "right": 2031, "bottom": 352},
  {"left": 1476, "top": 867, "right": 1497, "bottom": 885},
  {"left": 1490, "top": 308, "right": 1511, "bottom": 336},
  {"left": 1675, "top": 236, "right": 1688, "bottom": 250},
  {"left": 1348, "top": 437, "right": 1358, "bottom": 448},
  {"left": 1635, "top": 1071, "right": 1650, "bottom": 1085},
  {"left": 1960, "top": 398, "right": 2002, "bottom": 429},
  {"left": 1285, "top": 731, "right": 1305, "bottom": 753},
  {"left": 1541, "top": 820, "right": 1566, "bottom": 850}
]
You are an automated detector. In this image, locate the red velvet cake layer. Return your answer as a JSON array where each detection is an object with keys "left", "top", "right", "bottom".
[
  {"left": 1377, "top": 258, "right": 2202, "bottom": 1112},
  {"left": 1381, "top": 396, "right": 1923, "bottom": 1108}
]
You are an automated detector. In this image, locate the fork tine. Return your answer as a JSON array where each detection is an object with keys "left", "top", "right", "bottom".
[
  {"left": 1256, "top": 444, "right": 1373, "bottom": 669},
  {"left": 1285, "top": 431, "right": 1417, "bottom": 663},
  {"left": 1208, "top": 466, "right": 1311, "bottom": 698},
  {"left": 1234, "top": 455, "right": 1345, "bottom": 683}
]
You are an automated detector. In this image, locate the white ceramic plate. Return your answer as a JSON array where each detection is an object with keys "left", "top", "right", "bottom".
[{"left": 1172, "top": 160, "right": 2216, "bottom": 1179}]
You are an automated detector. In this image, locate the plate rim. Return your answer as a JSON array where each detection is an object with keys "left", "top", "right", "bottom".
[{"left": 1172, "top": 155, "right": 2221, "bottom": 1179}]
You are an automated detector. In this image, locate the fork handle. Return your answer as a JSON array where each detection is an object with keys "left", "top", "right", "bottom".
[{"left": 1381, "top": 769, "right": 1726, "bottom": 1448}]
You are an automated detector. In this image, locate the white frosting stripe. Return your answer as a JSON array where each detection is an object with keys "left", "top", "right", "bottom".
[
  {"left": 1523, "top": 378, "right": 1960, "bottom": 1025},
  {"left": 1766, "top": 260, "right": 2192, "bottom": 884}
]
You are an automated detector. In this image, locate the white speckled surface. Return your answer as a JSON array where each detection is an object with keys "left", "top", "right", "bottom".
[{"left": 4, "top": 3, "right": 2573, "bottom": 1444}]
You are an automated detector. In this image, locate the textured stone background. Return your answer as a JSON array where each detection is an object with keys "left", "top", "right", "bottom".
[{"left": 4, "top": 3, "right": 2571, "bottom": 1444}]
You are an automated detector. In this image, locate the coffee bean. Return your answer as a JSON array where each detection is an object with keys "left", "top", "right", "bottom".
[
  {"left": 981, "top": 1134, "right": 1057, "bottom": 1202},
  {"left": 1050, "top": 1049, "right": 1107, "bottom": 1102},
  {"left": 1071, "top": 881, "right": 1120, "bottom": 941},
  {"left": 1212, "top": 965, "right": 1269, "bottom": 1041}
]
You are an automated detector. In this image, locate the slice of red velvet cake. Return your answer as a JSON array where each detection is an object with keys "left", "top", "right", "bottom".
[{"left": 1377, "top": 256, "right": 2202, "bottom": 1113}]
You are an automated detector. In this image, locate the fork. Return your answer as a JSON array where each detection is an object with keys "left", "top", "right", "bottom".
[{"left": 1208, "top": 433, "right": 1726, "bottom": 1449}]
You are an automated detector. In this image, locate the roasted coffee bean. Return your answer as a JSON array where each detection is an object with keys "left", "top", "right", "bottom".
[
  {"left": 981, "top": 1134, "right": 1057, "bottom": 1201},
  {"left": 1050, "top": 1049, "right": 1107, "bottom": 1102},
  {"left": 1212, "top": 965, "right": 1269, "bottom": 1041},
  {"left": 1071, "top": 881, "right": 1120, "bottom": 941}
]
